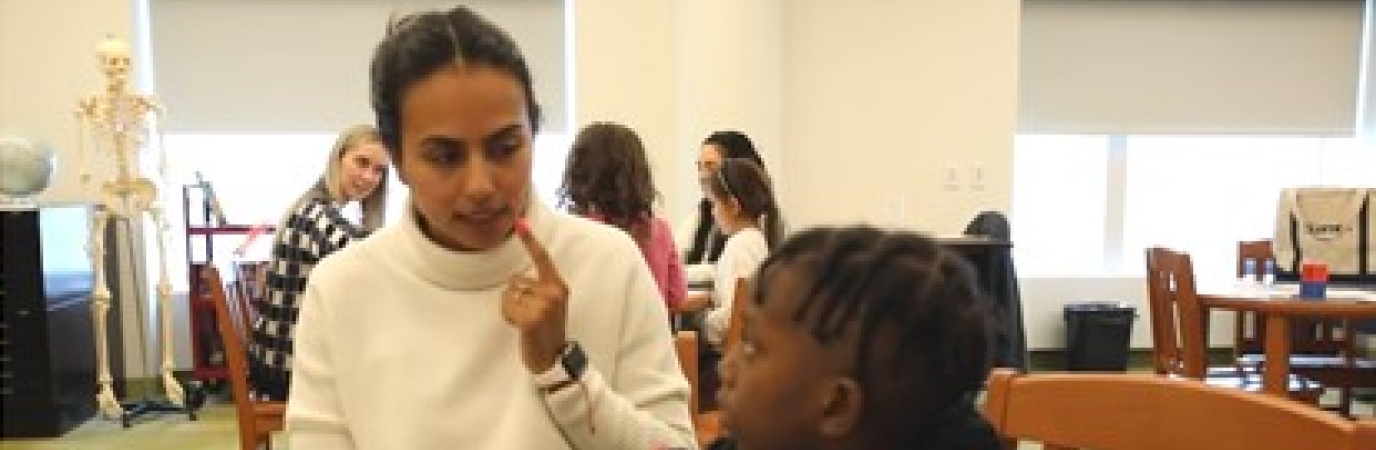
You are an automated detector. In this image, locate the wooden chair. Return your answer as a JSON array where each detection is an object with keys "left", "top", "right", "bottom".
[
  {"left": 1143, "top": 247, "right": 1322, "bottom": 402},
  {"left": 722, "top": 277, "right": 749, "bottom": 352},
  {"left": 982, "top": 368, "right": 1376, "bottom": 450},
  {"left": 1235, "top": 240, "right": 1376, "bottom": 416},
  {"left": 675, "top": 331, "right": 700, "bottom": 419},
  {"left": 203, "top": 265, "right": 286, "bottom": 450}
]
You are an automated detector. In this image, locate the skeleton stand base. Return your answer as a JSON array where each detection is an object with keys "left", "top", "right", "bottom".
[
  {"left": 118, "top": 400, "right": 197, "bottom": 429},
  {"left": 108, "top": 216, "right": 199, "bottom": 428}
]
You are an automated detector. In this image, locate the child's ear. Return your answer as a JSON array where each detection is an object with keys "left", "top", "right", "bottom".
[
  {"left": 728, "top": 197, "right": 744, "bottom": 216},
  {"left": 816, "top": 377, "right": 864, "bottom": 439}
]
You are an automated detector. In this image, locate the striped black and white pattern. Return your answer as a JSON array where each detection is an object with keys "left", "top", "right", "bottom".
[{"left": 248, "top": 198, "right": 364, "bottom": 401}]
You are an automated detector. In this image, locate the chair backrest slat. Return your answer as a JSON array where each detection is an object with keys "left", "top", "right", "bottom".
[
  {"left": 724, "top": 278, "right": 748, "bottom": 352},
  {"left": 674, "top": 331, "right": 699, "bottom": 416}
]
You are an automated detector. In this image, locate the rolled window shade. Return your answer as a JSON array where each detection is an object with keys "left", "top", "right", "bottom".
[
  {"left": 1357, "top": 0, "right": 1376, "bottom": 140},
  {"left": 148, "top": 0, "right": 567, "bottom": 134},
  {"left": 1019, "top": 0, "right": 1363, "bottom": 135}
]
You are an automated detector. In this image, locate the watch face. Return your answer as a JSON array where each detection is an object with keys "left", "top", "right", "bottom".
[{"left": 563, "top": 342, "right": 588, "bottom": 378}]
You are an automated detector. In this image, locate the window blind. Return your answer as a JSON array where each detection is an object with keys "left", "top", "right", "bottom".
[
  {"left": 1020, "top": 0, "right": 1362, "bottom": 135},
  {"left": 148, "top": 0, "right": 567, "bottom": 134}
]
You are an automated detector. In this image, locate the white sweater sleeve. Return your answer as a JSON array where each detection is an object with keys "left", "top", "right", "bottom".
[
  {"left": 286, "top": 281, "right": 356, "bottom": 449},
  {"left": 537, "top": 258, "right": 697, "bottom": 450},
  {"left": 705, "top": 230, "right": 768, "bottom": 345},
  {"left": 704, "top": 247, "right": 740, "bottom": 345}
]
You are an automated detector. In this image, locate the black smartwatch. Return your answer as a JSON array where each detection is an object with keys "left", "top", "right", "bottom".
[
  {"left": 536, "top": 341, "right": 587, "bottom": 393},
  {"left": 559, "top": 341, "right": 587, "bottom": 380}
]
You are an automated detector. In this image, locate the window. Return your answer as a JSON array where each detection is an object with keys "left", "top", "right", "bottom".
[
  {"left": 1011, "top": 135, "right": 1112, "bottom": 276},
  {"left": 1013, "top": 135, "right": 1373, "bottom": 279}
]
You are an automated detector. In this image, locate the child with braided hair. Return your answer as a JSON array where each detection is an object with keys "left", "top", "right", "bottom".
[{"left": 714, "top": 226, "right": 1002, "bottom": 450}]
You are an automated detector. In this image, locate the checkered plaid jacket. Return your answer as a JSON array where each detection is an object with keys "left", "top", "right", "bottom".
[{"left": 247, "top": 197, "right": 365, "bottom": 400}]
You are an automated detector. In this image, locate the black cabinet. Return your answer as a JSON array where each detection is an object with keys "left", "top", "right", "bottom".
[{"left": 1, "top": 205, "right": 124, "bottom": 438}]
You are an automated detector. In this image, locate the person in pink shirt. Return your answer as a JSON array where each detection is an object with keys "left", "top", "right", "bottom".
[{"left": 559, "top": 122, "right": 687, "bottom": 313}]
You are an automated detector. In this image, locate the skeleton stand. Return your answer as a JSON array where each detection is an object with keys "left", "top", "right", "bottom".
[
  {"left": 78, "top": 35, "right": 196, "bottom": 426},
  {"left": 109, "top": 214, "right": 199, "bottom": 426}
]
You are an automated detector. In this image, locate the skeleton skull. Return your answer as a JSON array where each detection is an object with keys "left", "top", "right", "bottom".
[{"left": 96, "top": 35, "right": 132, "bottom": 83}]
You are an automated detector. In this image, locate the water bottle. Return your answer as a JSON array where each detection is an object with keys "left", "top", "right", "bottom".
[
  {"left": 1261, "top": 259, "right": 1276, "bottom": 287},
  {"left": 1240, "top": 258, "right": 1257, "bottom": 286}
]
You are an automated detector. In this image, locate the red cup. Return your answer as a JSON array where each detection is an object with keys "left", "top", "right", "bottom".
[{"left": 1300, "top": 260, "right": 1329, "bottom": 282}]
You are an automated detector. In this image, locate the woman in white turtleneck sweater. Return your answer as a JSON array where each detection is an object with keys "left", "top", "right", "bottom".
[
  {"left": 286, "top": 6, "right": 694, "bottom": 449},
  {"left": 290, "top": 198, "right": 692, "bottom": 449}
]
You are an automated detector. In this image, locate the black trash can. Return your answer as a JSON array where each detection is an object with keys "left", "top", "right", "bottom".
[{"left": 1063, "top": 302, "right": 1136, "bottom": 372}]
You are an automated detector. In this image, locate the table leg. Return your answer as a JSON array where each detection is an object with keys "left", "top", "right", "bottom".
[{"left": 1262, "top": 314, "right": 1292, "bottom": 396}]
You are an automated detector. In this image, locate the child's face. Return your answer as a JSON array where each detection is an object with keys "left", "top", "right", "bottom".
[
  {"left": 696, "top": 143, "right": 725, "bottom": 180},
  {"left": 718, "top": 266, "right": 862, "bottom": 450}
]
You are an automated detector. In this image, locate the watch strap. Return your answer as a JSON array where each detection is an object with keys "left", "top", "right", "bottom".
[{"left": 533, "top": 342, "right": 584, "bottom": 392}]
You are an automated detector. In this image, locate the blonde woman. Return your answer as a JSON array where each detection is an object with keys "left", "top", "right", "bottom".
[{"left": 248, "top": 124, "right": 390, "bottom": 401}]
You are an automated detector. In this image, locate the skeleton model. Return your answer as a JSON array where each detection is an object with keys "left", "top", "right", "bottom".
[{"left": 75, "top": 35, "right": 182, "bottom": 420}]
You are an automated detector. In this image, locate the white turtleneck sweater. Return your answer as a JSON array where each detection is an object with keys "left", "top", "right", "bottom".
[{"left": 286, "top": 200, "right": 696, "bottom": 450}]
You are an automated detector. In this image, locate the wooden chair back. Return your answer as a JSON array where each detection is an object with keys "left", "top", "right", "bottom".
[
  {"left": 724, "top": 277, "right": 749, "bottom": 352},
  {"left": 203, "top": 265, "right": 285, "bottom": 449},
  {"left": 675, "top": 331, "right": 700, "bottom": 415},
  {"left": 1144, "top": 247, "right": 1208, "bottom": 379},
  {"left": 228, "top": 262, "right": 261, "bottom": 334},
  {"left": 982, "top": 368, "right": 1376, "bottom": 450},
  {"left": 1237, "top": 240, "right": 1275, "bottom": 283}
]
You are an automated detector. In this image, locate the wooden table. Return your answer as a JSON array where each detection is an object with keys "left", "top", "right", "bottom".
[{"left": 1198, "top": 287, "right": 1376, "bottom": 396}]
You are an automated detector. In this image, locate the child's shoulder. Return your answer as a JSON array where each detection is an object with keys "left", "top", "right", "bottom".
[{"left": 724, "top": 227, "right": 768, "bottom": 249}]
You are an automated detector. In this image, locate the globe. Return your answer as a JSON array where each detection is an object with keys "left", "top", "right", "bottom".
[{"left": 0, "top": 135, "right": 56, "bottom": 210}]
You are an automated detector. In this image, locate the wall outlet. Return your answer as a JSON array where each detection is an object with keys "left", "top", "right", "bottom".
[
  {"left": 969, "top": 166, "right": 985, "bottom": 191},
  {"left": 943, "top": 165, "right": 961, "bottom": 191}
]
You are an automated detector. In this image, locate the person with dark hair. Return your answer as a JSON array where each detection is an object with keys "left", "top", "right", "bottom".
[
  {"left": 715, "top": 226, "right": 1002, "bottom": 450},
  {"left": 559, "top": 121, "right": 686, "bottom": 312},
  {"left": 248, "top": 124, "right": 389, "bottom": 402},
  {"left": 286, "top": 7, "right": 694, "bottom": 449},
  {"left": 677, "top": 130, "right": 769, "bottom": 267},
  {"left": 680, "top": 158, "right": 782, "bottom": 346}
]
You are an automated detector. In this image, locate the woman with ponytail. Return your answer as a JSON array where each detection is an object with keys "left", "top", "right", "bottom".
[{"left": 680, "top": 158, "right": 782, "bottom": 346}]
